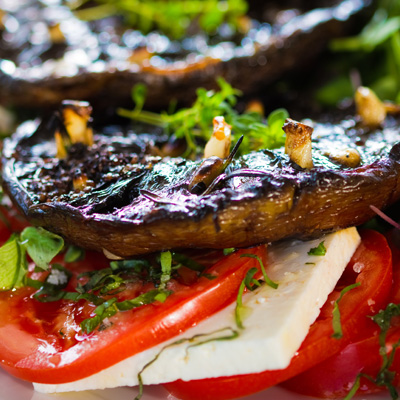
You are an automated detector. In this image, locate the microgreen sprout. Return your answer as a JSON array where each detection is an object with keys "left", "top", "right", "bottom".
[{"left": 119, "top": 78, "right": 288, "bottom": 158}]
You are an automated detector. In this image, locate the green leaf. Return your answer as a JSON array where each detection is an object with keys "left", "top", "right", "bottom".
[
  {"left": 0, "top": 234, "right": 27, "bottom": 290},
  {"left": 21, "top": 227, "right": 64, "bottom": 270},
  {"left": 331, "top": 282, "right": 361, "bottom": 339},
  {"left": 81, "top": 298, "right": 118, "bottom": 334},
  {"left": 64, "top": 245, "right": 85, "bottom": 263},
  {"left": 240, "top": 253, "right": 278, "bottom": 289},
  {"left": 159, "top": 251, "right": 172, "bottom": 289},
  {"left": 308, "top": 241, "right": 327, "bottom": 256},
  {"left": 172, "top": 252, "right": 205, "bottom": 272},
  {"left": 121, "top": 78, "right": 289, "bottom": 158},
  {"left": 116, "top": 289, "right": 172, "bottom": 311},
  {"left": 223, "top": 248, "right": 235, "bottom": 256},
  {"left": 31, "top": 264, "right": 72, "bottom": 302},
  {"left": 131, "top": 83, "right": 147, "bottom": 112},
  {"left": 74, "top": 0, "right": 248, "bottom": 39}
]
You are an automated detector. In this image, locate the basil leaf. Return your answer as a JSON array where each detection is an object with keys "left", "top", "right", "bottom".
[
  {"left": 31, "top": 264, "right": 72, "bottom": 302},
  {"left": 235, "top": 268, "right": 259, "bottom": 329},
  {"left": 308, "top": 241, "right": 327, "bottom": 256},
  {"left": 64, "top": 245, "right": 85, "bottom": 263},
  {"left": 159, "top": 251, "right": 172, "bottom": 289},
  {"left": 116, "top": 289, "right": 172, "bottom": 311},
  {"left": 332, "top": 282, "right": 361, "bottom": 339},
  {"left": 223, "top": 248, "right": 235, "bottom": 256},
  {"left": 80, "top": 289, "right": 172, "bottom": 334},
  {"left": 240, "top": 253, "right": 278, "bottom": 289},
  {"left": 81, "top": 298, "right": 118, "bottom": 334},
  {"left": 21, "top": 227, "right": 64, "bottom": 270},
  {"left": 172, "top": 252, "right": 205, "bottom": 272},
  {"left": 0, "top": 234, "right": 27, "bottom": 290}
]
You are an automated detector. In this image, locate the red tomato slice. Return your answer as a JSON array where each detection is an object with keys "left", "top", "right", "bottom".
[
  {"left": 282, "top": 326, "right": 400, "bottom": 398},
  {"left": 282, "top": 230, "right": 400, "bottom": 399},
  {"left": 0, "top": 232, "right": 266, "bottom": 384},
  {"left": 164, "top": 230, "right": 393, "bottom": 400}
]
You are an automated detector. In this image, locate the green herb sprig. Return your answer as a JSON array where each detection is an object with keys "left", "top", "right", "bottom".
[
  {"left": 331, "top": 282, "right": 361, "bottom": 339},
  {"left": 72, "top": 0, "right": 248, "bottom": 39},
  {"left": 317, "top": 0, "right": 400, "bottom": 105},
  {"left": 119, "top": 78, "right": 288, "bottom": 157},
  {"left": 28, "top": 250, "right": 176, "bottom": 333}
]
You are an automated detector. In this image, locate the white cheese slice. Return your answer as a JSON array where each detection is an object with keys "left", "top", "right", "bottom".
[{"left": 34, "top": 227, "right": 360, "bottom": 393}]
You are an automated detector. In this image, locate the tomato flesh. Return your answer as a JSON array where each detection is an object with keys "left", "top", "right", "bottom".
[
  {"left": 164, "top": 230, "right": 393, "bottom": 400},
  {"left": 0, "top": 228, "right": 266, "bottom": 384}
]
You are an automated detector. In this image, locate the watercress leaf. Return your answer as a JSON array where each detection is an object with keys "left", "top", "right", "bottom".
[
  {"left": 121, "top": 78, "right": 288, "bottom": 157},
  {"left": 21, "top": 227, "right": 64, "bottom": 270},
  {"left": 131, "top": 83, "right": 147, "bottom": 112},
  {"left": 267, "top": 108, "right": 289, "bottom": 127}
]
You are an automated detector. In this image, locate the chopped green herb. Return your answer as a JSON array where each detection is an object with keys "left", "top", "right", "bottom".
[
  {"left": 64, "top": 245, "right": 85, "bottom": 263},
  {"left": 73, "top": 0, "right": 248, "bottom": 40},
  {"left": 235, "top": 267, "right": 259, "bottom": 329},
  {"left": 201, "top": 273, "right": 218, "bottom": 280},
  {"left": 159, "top": 251, "right": 172, "bottom": 290},
  {"left": 370, "top": 303, "right": 400, "bottom": 398},
  {"left": 172, "top": 252, "right": 205, "bottom": 273},
  {"left": 81, "top": 289, "right": 173, "bottom": 333},
  {"left": 0, "top": 234, "right": 27, "bottom": 290},
  {"left": 307, "top": 241, "right": 327, "bottom": 256},
  {"left": 332, "top": 282, "right": 361, "bottom": 339},
  {"left": 223, "top": 248, "right": 236, "bottom": 256},
  {"left": 81, "top": 298, "right": 119, "bottom": 334},
  {"left": 345, "top": 302, "right": 400, "bottom": 399},
  {"left": 305, "top": 262, "right": 316, "bottom": 265},
  {"left": 109, "top": 258, "right": 150, "bottom": 272},
  {"left": 135, "top": 327, "right": 239, "bottom": 400},
  {"left": 30, "top": 264, "right": 72, "bottom": 302},
  {"left": 21, "top": 227, "right": 64, "bottom": 270},
  {"left": 119, "top": 78, "right": 288, "bottom": 157},
  {"left": 240, "top": 253, "right": 278, "bottom": 289},
  {"left": 343, "top": 374, "right": 362, "bottom": 400}
]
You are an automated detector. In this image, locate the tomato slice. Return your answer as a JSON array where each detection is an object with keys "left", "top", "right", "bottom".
[
  {"left": 0, "top": 230, "right": 266, "bottom": 384},
  {"left": 164, "top": 230, "right": 393, "bottom": 400},
  {"left": 282, "top": 229, "right": 400, "bottom": 398},
  {"left": 282, "top": 326, "right": 400, "bottom": 398}
]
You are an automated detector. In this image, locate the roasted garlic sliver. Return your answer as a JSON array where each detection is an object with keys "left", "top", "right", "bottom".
[
  {"left": 325, "top": 148, "right": 361, "bottom": 168},
  {"left": 61, "top": 100, "right": 93, "bottom": 146},
  {"left": 355, "top": 86, "right": 386, "bottom": 127},
  {"left": 283, "top": 118, "right": 314, "bottom": 169},
  {"left": 204, "top": 116, "right": 232, "bottom": 159}
]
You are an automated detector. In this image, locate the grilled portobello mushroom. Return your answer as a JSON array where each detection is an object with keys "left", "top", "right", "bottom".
[
  {"left": 0, "top": 0, "right": 369, "bottom": 110},
  {"left": 2, "top": 99, "right": 400, "bottom": 257}
]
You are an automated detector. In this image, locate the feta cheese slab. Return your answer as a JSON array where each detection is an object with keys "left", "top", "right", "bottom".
[{"left": 34, "top": 227, "right": 360, "bottom": 393}]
